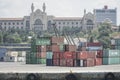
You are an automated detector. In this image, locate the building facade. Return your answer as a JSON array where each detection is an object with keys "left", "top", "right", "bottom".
[
  {"left": 0, "top": 3, "right": 96, "bottom": 33},
  {"left": 94, "top": 5, "right": 117, "bottom": 25}
]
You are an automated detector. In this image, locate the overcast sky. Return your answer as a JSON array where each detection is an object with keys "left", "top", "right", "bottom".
[{"left": 0, "top": 0, "right": 120, "bottom": 25}]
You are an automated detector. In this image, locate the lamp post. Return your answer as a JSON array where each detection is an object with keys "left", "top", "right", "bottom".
[{"left": 0, "top": 25, "right": 3, "bottom": 44}]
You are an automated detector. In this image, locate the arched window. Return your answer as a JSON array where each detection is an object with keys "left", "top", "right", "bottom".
[
  {"left": 87, "top": 19, "right": 93, "bottom": 25},
  {"left": 34, "top": 19, "right": 42, "bottom": 25}
]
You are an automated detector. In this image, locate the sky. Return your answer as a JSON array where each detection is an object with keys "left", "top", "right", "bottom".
[{"left": 0, "top": 0, "right": 120, "bottom": 25}]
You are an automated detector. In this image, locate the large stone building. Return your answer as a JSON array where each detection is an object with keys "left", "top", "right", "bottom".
[
  {"left": 94, "top": 5, "right": 117, "bottom": 25},
  {"left": 0, "top": 3, "right": 96, "bottom": 33}
]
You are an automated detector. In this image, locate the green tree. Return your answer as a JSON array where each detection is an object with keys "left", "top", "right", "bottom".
[{"left": 97, "top": 22, "right": 112, "bottom": 49}]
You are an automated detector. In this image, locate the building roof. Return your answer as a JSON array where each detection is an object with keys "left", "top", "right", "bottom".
[
  {"left": 0, "top": 18, "right": 23, "bottom": 21},
  {"left": 53, "top": 17, "right": 82, "bottom": 21}
]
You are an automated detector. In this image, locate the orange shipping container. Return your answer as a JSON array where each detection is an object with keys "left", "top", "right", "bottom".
[{"left": 64, "top": 52, "right": 73, "bottom": 59}]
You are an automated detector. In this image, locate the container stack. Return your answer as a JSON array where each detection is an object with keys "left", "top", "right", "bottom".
[
  {"left": 86, "top": 42, "right": 103, "bottom": 66},
  {"left": 26, "top": 37, "right": 51, "bottom": 64},
  {"left": 103, "top": 50, "right": 120, "bottom": 65},
  {"left": 46, "top": 36, "right": 64, "bottom": 66}
]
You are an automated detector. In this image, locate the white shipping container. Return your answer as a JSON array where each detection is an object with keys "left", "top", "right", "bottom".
[
  {"left": 17, "top": 57, "right": 25, "bottom": 62},
  {"left": 4, "top": 56, "right": 17, "bottom": 62},
  {"left": 6, "top": 51, "right": 18, "bottom": 57}
]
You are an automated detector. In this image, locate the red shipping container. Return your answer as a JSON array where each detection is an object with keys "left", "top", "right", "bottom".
[
  {"left": 87, "top": 58, "right": 95, "bottom": 67},
  {"left": 95, "top": 58, "right": 102, "bottom": 66},
  {"left": 77, "top": 51, "right": 87, "bottom": 59},
  {"left": 59, "top": 52, "right": 64, "bottom": 59},
  {"left": 51, "top": 36, "right": 64, "bottom": 44},
  {"left": 36, "top": 45, "right": 41, "bottom": 52},
  {"left": 64, "top": 45, "right": 77, "bottom": 52},
  {"left": 72, "top": 52, "right": 77, "bottom": 59},
  {"left": 53, "top": 52, "right": 60, "bottom": 59},
  {"left": 40, "top": 52, "right": 46, "bottom": 58},
  {"left": 96, "top": 50, "right": 103, "bottom": 58},
  {"left": 66, "top": 59, "right": 74, "bottom": 67},
  {"left": 52, "top": 45, "right": 60, "bottom": 52},
  {"left": 64, "top": 52, "right": 73, "bottom": 59},
  {"left": 41, "top": 45, "right": 46, "bottom": 52},
  {"left": 87, "top": 42, "right": 102, "bottom": 47},
  {"left": 87, "top": 51, "right": 96, "bottom": 58},
  {"left": 53, "top": 59, "right": 59, "bottom": 66},
  {"left": 60, "top": 59, "right": 66, "bottom": 66}
]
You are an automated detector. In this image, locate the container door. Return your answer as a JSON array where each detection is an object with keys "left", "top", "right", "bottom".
[{"left": 80, "top": 60, "right": 84, "bottom": 67}]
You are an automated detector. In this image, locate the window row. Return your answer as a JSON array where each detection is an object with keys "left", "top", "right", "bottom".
[
  {"left": 55, "top": 22, "right": 79, "bottom": 25},
  {"left": 0, "top": 22, "right": 23, "bottom": 25}
]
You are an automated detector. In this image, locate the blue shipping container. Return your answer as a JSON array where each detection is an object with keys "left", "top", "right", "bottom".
[
  {"left": 46, "top": 59, "right": 53, "bottom": 66},
  {"left": 0, "top": 48, "right": 7, "bottom": 61}
]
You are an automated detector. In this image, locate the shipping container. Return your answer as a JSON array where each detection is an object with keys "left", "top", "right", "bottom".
[
  {"left": 51, "top": 36, "right": 64, "bottom": 44},
  {"left": 95, "top": 58, "right": 102, "bottom": 66},
  {"left": 66, "top": 59, "right": 74, "bottom": 67},
  {"left": 59, "top": 44, "right": 64, "bottom": 51},
  {"left": 103, "top": 58, "right": 119, "bottom": 65},
  {"left": 77, "top": 51, "right": 87, "bottom": 59},
  {"left": 86, "top": 58, "right": 95, "bottom": 67},
  {"left": 103, "top": 50, "right": 120, "bottom": 58},
  {"left": 46, "top": 59, "right": 53, "bottom": 66},
  {"left": 53, "top": 52, "right": 60, "bottom": 59},
  {"left": 86, "top": 46, "right": 102, "bottom": 51},
  {"left": 17, "top": 57, "right": 25, "bottom": 62},
  {"left": 64, "top": 52, "right": 74, "bottom": 59},
  {"left": 4, "top": 56, "right": 17, "bottom": 62},
  {"left": 96, "top": 50, "right": 103, "bottom": 58},
  {"left": 0, "top": 48, "right": 7, "bottom": 61},
  {"left": 64, "top": 45, "right": 76, "bottom": 52},
  {"left": 53, "top": 59, "right": 60, "bottom": 66},
  {"left": 74, "top": 59, "right": 84, "bottom": 67},
  {"left": 46, "top": 52, "right": 53, "bottom": 59},
  {"left": 35, "top": 37, "right": 51, "bottom": 45},
  {"left": 60, "top": 59, "right": 66, "bottom": 66},
  {"left": 87, "top": 51, "right": 96, "bottom": 58},
  {"left": 52, "top": 45, "right": 60, "bottom": 52},
  {"left": 37, "top": 58, "right": 46, "bottom": 64},
  {"left": 6, "top": 51, "right": 18, "bottom": 57},
  {"left": 87, "top": 42, "right": 102, "bottom": 47}
]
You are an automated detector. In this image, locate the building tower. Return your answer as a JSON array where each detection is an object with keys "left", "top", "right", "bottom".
[
  {"left": 42, "top": 3, "right": 46, "bottom": 13},
  {"left": 31, "top": 3, "right": 34, "bottom": 13}
]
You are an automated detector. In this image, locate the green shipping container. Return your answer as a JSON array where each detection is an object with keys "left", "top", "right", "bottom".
[
  {"left": 103, "top": 58, "right": 119, "bottom": 65},
  {"left": 37, "top": 58, "right": 46, "bottom": 64},
  {"left": 46, "top": 52, "right": 53, "bottom": 59},
  {"left": 103, "top": 49, "right": 120, "bottom": 58},
  {"left": 59, "top": 44, "right": 64, "bottom": 51},
  {"left": 31, "top": 37, "right": 51, "bottom": 46}
]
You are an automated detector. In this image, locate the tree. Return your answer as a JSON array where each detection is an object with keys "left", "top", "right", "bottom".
[{"left": 97, "top": 22, "right": 112, "bottom": 49}]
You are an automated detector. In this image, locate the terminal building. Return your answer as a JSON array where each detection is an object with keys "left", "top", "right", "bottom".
[
  {"left": 94, "top": 5, "right": 117, "bottom": 25},
  {"left": 0, "top": 3, "right": 98, "bottom": 33}
]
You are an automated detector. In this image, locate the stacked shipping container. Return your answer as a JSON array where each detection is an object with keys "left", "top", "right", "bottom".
[{"left": 26, "top": 37, "right": 51, "bottom": 64}]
